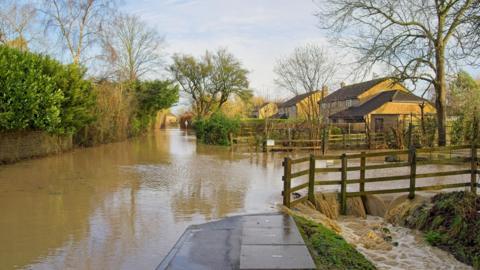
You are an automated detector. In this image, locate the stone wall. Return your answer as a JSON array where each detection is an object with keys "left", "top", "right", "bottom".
[{"left": 0, "top": 131, "right": 73, "bottom": 164}]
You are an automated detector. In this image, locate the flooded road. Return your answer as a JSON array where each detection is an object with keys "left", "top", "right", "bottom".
[
  {"left": 0, "top": 129, "right": 286, "bottom": 270},
  {"left": 0, "top": 129, "right": 473, "bottom": 269}
]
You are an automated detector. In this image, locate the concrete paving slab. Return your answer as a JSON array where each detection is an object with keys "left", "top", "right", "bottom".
[
  {"left": 167, "top": 228, "right": 240, "bottom": 270},
  {"left": 157, "top": 213, "right": 315, "bottom": 270},
  {"left": 242, "top": 227, "right": 304, "bottom": 245},
  {"left": 239, "top": 245, "right": 316, "bottom": 270},
  {"left": 242, "top": 214, "right": 294, "bottom": 228},
  {"left": 157, "top": 216, "right": 243, "bottom": 270}
]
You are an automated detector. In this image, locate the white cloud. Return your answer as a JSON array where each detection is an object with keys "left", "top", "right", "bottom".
[{"left": 121, "top": 0, "right": 361, "bottom": 112}]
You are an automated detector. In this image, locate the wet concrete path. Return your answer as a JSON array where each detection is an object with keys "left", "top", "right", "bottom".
[{"left": 157, "top": 213, "right": 315, "bottom": 270}]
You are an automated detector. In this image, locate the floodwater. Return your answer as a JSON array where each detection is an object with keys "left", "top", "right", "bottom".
[
  {"left": 0, "top": 129, "right": 288, "bottom": 270},
  {"left": 339, "top": 216, "right": 472, "bottom": 270},
  {"left": 0, "top": 129, "right": 473, "bottom": 269}
]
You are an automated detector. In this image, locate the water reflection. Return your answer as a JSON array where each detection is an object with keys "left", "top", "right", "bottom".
[{"left": 0, "top": 129, "right": 283, "bottom": 269}]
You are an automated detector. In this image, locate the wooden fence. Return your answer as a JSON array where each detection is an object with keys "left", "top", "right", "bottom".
[
  {"left": 230, "top": 135, "right": 258, "bottom": 152},
  {"left": 265, "top": 133, "right": 386, "bottom": 152},
  {"left": 282, "top": 144, "right": 478, "bottom": 214}
]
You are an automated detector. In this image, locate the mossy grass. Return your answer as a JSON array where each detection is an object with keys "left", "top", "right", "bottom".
[
  {"left": 293, "top": 215, "right": 376, "bottom": 270},
  {"left": 405, "top": 191, "right": 480, "bottom": 268}
]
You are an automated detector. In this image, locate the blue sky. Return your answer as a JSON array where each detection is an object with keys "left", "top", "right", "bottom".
[
  {"left": 121, "top": 0, "right": 332, "bottom": 100},
  {"left": 121, "top": 0, "right": 479, "bottom": 103}
]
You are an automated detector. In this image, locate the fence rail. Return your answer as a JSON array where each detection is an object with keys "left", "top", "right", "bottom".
[
  {"left": 265, "top": 133, "right": 386, "bottom": 152},
  {"left": 231, "top": 132, "right": 387, "bottom": 152},
  {"left": 282, "top": 144, "right": 478, "bottom": 214}
]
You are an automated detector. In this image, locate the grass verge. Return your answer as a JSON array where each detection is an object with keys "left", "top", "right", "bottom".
[
  {"left": 293, "top": 215, "right": 376, "bottom": 270},
  {"left": 404, "top": 191, "right": 480, "bottom": 269}
]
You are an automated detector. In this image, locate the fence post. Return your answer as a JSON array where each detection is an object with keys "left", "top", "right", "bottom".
[
  {"left": 282, "top": 157, "right": 292, "bottom": 207},
  {"left": 308, "top": 154, "right": 316, "bottom": 204},
  {"left": 342, "top": 134, "right": 346, "bottom": 148},
  {"left": 322, "top": 126, "right": 328, "bottom": 155},
  {"left": 340, "top": 153, "right": 348, "bottom": 215},
  {"left": 360, "top": 151, "right": 366, "bottom": 202},
  {"left": 471, "top": 113, "right": 478, "bottom": 194},
  {"left": 407, "top": 122, "right": 413, "bottom": 149},
  {"left": 408, "top": 146, "right": 417, "bottom": 199},
  {"left": 471, "top": 143, "right": 477, "bottom": 195}
]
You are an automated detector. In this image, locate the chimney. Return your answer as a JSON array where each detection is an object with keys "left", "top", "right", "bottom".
[
  {"left": 321, "top": 85, "right": 329, "bottom": 98},
  {"left": 340, "top": 82, "right": 346, "bottom": 88}
]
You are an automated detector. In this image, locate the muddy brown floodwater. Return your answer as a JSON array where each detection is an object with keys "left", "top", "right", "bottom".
[
  {"left": 0, "top": 129, "right": 291, "bottom": 270},
  {"left": 0, "top": 129, "right": 473, "bottom": 269}
]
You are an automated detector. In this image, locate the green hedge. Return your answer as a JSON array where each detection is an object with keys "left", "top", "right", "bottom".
[
  {"left": 194, "top": 112, "right": 240, "bottom": 145},
  {"left": 0, "top": 45, "right": 94, "bottom": 134},
  {"left": 129, "top": 80, "right": 179, "bottom": 136}
]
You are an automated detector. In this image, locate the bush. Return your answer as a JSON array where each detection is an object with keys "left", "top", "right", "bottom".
[
  {"left": 194, "top": 112, "right": 240, "bottom": 145},
  {"left": 450, "top": 116, "right": 465, "bottom": 145},
  {"left": 75, "top": 80, "right": 178, "bottom": 145},
  {"left": 0, "top": 45, "right": 94, "bottom": 134},
  {"left": 130, "top": 80, "right": 179, "bottom": 136},
  {"left": 404, "top": 191, "right": 480, "bottom": 267},
  {"left": 74, "top": 82, "right": 134, "bottom": 146},
  {"left": 134, "top": 80, "right": 179, "bottom": 116},
  {"left": 329, "top": 125, "right": 343, "bottom": 135},
  {"left": 425, "top": 231, "right": 443, "bottom": 246}
]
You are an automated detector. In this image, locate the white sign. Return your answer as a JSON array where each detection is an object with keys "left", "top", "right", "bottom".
[{"left": 266, "top": 139, "right": 275, "bottom": 146}]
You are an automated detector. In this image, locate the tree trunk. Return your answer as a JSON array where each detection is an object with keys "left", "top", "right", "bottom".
[{"left": 435, "top": 46, "right": 447, "bottom": 146}]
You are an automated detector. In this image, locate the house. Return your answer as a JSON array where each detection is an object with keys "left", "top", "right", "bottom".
[
  {"left": 251, "top": 102, "right": 278, "bottom": 119},
  {"left": 165, "top": 113, "right": 178, "bottom": 125},
  {"left": 278, "top": 90, "right": 324, "bottom": 119},
  {"left": 320, "top": 78, "right": 436, "bottom": 132}
]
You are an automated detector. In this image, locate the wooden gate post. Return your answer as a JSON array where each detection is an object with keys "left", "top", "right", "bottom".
[
  {"left": 308, "top": 154, "right": 316, "bottom": 204},
  {"left": 471, "top": 143, "right": 477, "bottom": 195},
  {"left": 408, "top": 146, "right": 417, "bottom": 199},
  {"left": 282, "top": 157, "right": 292, "bottom": 207},
  {"left": 321, "top": 126, "right": 328, "bottom": 155},
  {"left": 407, "top": 123, "right": 413, "bottom": 149},
  {"left": 340, "top": 153, "right": 348, "bottom": 215},
  {"left": 360, "top": 151, "right": 366, "bottom": 202},
  {"left": 471, "top": 113, "right": 478, "bottom": 194}
]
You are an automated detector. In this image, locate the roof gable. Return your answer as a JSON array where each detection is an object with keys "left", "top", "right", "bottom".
[
  {"left": 279, "top": 91, "right": 320, "bottom": 108},
  {"left": 322, "top": 78, "right": 390, "bottom": 103},
  {"left": 330, "top": 90, "right": 429, "bottom": 119}
]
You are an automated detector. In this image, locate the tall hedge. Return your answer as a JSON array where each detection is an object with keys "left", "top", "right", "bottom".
[
  {"left": 194, "top": 112, "right": 240, "bottom": 145},
  {"left": 0, "top": 45, "right": 94, "bottom": 134},
  {"left": 128, "top": 79, "right": 179, "bottom": 136}
]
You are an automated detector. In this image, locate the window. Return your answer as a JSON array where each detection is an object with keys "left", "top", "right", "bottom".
[
  {"left": 375, "top": 118, "right": 384, "bottom": 132},
  {"left": 345, "top": 99, "right": 352, "bottom": 107}
]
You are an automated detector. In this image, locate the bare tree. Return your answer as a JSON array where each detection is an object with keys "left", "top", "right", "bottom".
[
  {"left": 100, "top": 14, "right": 164, "bottom": 82},
  {"left": 274, "top": 44, "right": 337, "bottom": 121},
  {"left": 316, "top": 0, "right": 480, "bottom": 146},
  {"left": 274, "top": 44, "right": 337, "bottom": 95},
  {"left": 0, "top": 0, "right": 38, "bottom": 50},
  {"left": 41, "top": 0, "right": 115, "bottom": 64}
]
